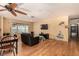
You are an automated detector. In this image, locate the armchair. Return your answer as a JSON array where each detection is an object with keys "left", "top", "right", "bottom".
[{"left": 21, "top": 33, "right": 39, "bottom": 46}]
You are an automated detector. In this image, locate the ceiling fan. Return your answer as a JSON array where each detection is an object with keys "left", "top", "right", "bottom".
[{"left": 0, "top": 3, "right": 27, "bottom": 16}]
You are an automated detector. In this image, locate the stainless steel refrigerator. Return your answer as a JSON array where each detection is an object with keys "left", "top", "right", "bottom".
[{"left": 70, "top": 24, "right": 78, "bottom": 38}]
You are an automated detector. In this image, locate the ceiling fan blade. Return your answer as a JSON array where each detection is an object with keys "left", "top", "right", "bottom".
[
  {"left": 17, "top": 7, "right": 30, "bottom": 12},
  {"left": 10, "top": 10, "right": 17, "bottom": 16},
  {"left": 15, "top": 10, "right": 27, "bottom": 15},
  {"left": 0, "top": 9, "right": 7, "bottom": 11}
]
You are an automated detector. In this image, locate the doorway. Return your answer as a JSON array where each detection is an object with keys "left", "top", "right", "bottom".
[{"left": 69, "top": 16, "right": 79, "bottom": 41}]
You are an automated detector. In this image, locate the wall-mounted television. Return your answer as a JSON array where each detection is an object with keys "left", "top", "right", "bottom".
[{"left": 41, "top": 24, "right": 48, "bottom": 30}]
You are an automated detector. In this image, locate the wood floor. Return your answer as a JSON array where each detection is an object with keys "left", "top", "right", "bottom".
[
  {"left": 5, "top": 39, "right": 79, "bottom": 56},
  {"left": 17, "top": 39, "right": 79, "bottom": 56}
]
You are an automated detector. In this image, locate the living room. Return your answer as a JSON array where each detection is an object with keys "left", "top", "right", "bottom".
[{"left": 0, "top": 3, "right": 79, "bottom": 56}]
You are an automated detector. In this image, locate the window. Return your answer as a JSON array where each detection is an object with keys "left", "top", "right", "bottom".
[{"left": 11, "top": 24, "right": 29, "bottom": 33}]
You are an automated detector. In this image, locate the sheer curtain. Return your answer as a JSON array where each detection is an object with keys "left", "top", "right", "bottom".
[{"left": 11, "top": 24, "right": 29, "bottom": 34}]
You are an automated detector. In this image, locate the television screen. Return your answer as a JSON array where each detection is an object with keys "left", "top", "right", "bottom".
[{"left": 41, "top": 24, "right": 48, "bottom": 30}]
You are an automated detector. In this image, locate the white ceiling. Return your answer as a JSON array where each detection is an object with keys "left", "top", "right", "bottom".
[{"left": 1, "top": 3, "right": 79, "bottom": 22}]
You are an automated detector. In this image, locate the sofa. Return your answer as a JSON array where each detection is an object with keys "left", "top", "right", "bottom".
[{"left": 21, "top": 33, "right": 39, "bottom": 46}]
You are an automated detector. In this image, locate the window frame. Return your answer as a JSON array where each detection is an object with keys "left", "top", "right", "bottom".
[{"left": 11, "top": 24, "right": 29, "bottom": 34}]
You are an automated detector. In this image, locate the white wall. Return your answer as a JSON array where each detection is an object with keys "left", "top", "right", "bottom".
[{"left": 33, "top": 16, "right": 69, "bottom": 41}]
